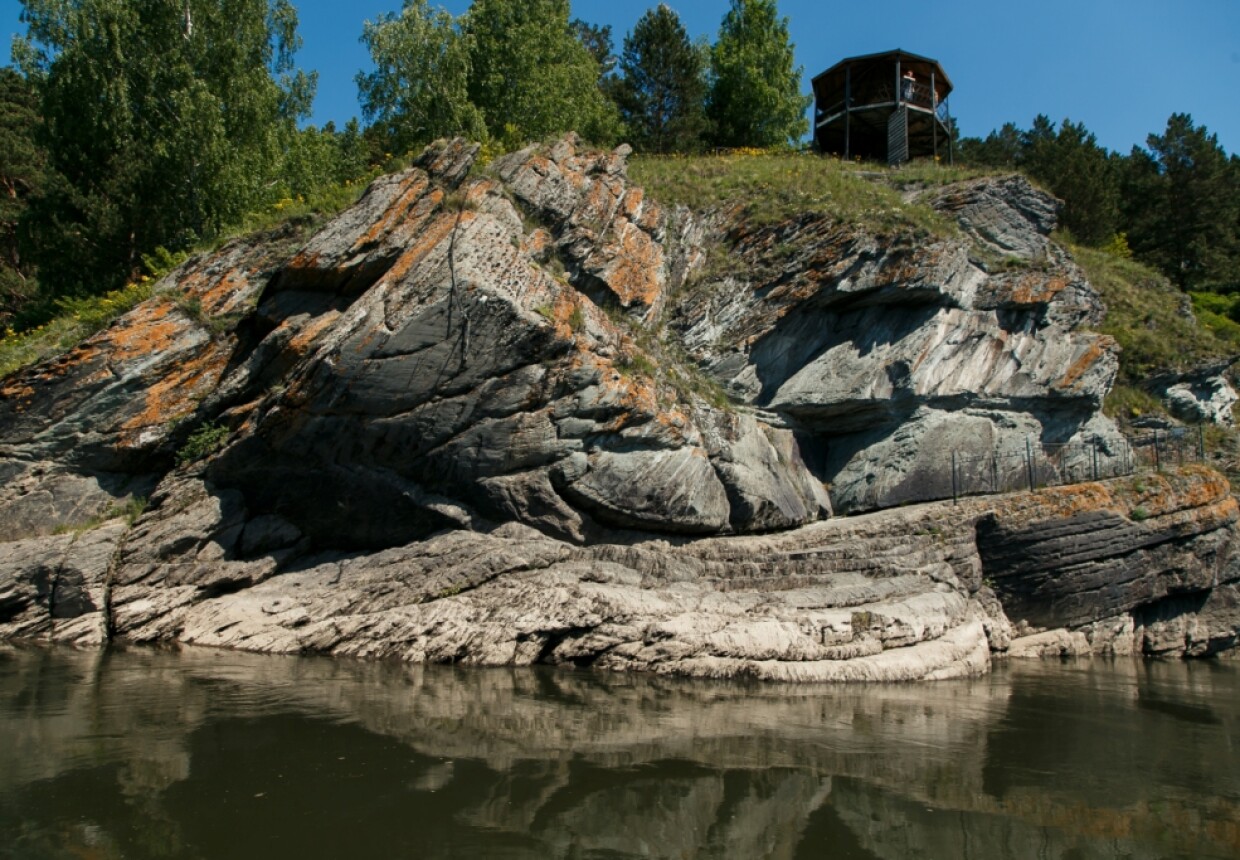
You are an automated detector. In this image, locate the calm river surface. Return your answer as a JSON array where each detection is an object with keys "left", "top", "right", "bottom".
[{"left": 2, "top": 647, "right": 1238, "bottom": 860}]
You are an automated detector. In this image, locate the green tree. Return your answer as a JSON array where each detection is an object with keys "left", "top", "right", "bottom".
[
  {"left": 1121, "top": 113, "right": 1239, "bottom": 291},
  {"left": 356, "top": 0, "right": 484, "bottom": 155},
  {"left": 14, "top": 0, "right": 316, "bottom": 296},
  {"left": 334, "top": 118, "right": 371, "bottom": 184},
  {"left": 614, "top": 4, "right": 708, "bottom": 153},
  {"left": 465, "top": 0, "right": 619, "bottom": 146},
  {"left": 570, "top": 18, "right": 615, "bottom": 76},
  {"left": 705, "top": 0, "right": 809, "bottom": 148},
  {"left": 0, "top": 68, "right": 46, "bottom": 323},
  {"left": 961, "top": 115, "right": 1120, "bottom": 246},
  {"left": 957, "top": 122, "right": 1023, "bottom": 167},
  {"left": 1025, "top": 117, "right": 1119, "bottom": 246}
]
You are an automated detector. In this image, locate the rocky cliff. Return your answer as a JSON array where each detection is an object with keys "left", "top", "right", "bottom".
[{"left": 1, "top": 135, "right": 1236, "bottom": 676}]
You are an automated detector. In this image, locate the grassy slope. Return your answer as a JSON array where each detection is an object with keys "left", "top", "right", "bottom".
[
  {"left": 1068, "top": 242, "right": 1240, "bottom": 422},
  {"left": 0, "top": 181, "right": 366, "bottom": 380}
]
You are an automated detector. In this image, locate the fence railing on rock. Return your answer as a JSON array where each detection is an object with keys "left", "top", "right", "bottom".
[{"left": 947, "top": 427, "right": 1208, "bottom": 503}]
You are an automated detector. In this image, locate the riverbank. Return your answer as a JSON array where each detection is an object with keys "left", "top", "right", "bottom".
[{"left": 3, "top": 467, "right": 1236, "bottom": 679}]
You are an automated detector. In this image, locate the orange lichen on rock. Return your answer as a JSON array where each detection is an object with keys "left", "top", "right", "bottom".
[
  {"left": 1003, "top": 273, "right": 1068, "bottom": 306},
  {"left": 590, "top": 220, "right": 664, "bottom": 308},
  {"left": 283, "top": 311, "right": 342, "bottom": 360},
  {"left": 1057, "top": 338, "right": 1112, "bottom": 390},
  {"left": 548, "top": 290, "right": 585, "bottom": 340},
  {"left": 381, "top": 212, "right": 462, "bottom": 287},
  {"left": 118, "top": 342, "right": 232, "bottom": 446},
  {"left": 99, "top": 301, "right": 187, "bottom": 364},
  {"left": 196, "top": 268, "right": 253, "bottom": 316},
  {"left": 0, "top": 382, "right": 35, "bottom": 403},
  {"left": 986, "top": 467, "right": 1235, "bottom": 529},
  {"left": 522, "top": 228, "right": 552, "bottom": 259},
  {"left": 351, "top": 173, "right": 434, "bottom": 254}
]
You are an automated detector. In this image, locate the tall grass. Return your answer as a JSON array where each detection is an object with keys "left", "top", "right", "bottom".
[
  {"left": 629, "top": 151, "right": 958, "bottom": 237},
  {"left": 1070, "top": 241, "right": 1240, "bottom": 379}
]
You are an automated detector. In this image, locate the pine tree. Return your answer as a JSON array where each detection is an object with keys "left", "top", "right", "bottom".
[
  {"left": 614, "top": 5, "right": 708, "bottom": 153},
  {"left": 0, "top": 68, "right": 46, "bottom": 323},
  {"left": 961, "top": 116, "right": 1120, "bottom": 246},
  {"left": 1122, "top": 114, "right": 1239, "bottom": 291},
  {"left": 706, "top": 0, "right": 810, "bottom": 148}
]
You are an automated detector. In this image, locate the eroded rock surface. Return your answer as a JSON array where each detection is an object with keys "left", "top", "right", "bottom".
[
  {"left": 669, "top": 173, "right": 1123, "bottom": 513},
  {"left": 1, "top": 136, "right": 1238, "bottom": 674},
  {"left": 982, "top": 468, "right": 1240, "bottom": 658}
]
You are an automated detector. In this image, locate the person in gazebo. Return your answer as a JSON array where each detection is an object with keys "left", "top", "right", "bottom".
[{"left": 902, "top": 69, "right": 916, "bottom": 102}]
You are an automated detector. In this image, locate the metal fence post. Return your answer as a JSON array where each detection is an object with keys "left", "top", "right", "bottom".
[
  {"left": 1199, "top": 424, "right": 1206, "bottom": 462},
  {"left": 1025, "top": 437, "right": 1035, "bottom": 492},
  {"left": 991, "top": 453, "right": 999, "bottom": 493},
  {"left": 951, "top": 451, "right": 959, "bottom": 504},
  {"left": 1091, "top": 441, "right": 1099, "bottom": 482},
  {"left": 1154, "top": 429, "right": 1161, "bottom": 472}
]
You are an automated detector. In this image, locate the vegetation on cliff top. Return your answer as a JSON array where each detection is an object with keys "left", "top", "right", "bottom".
[
  {"left": 629, "top": 151, "right": 965, "bottom": 236},
  {"left": 1072, "top": 242, "right": 1240, "bottom": 380}
]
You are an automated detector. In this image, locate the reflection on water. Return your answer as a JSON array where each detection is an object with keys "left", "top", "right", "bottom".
[{"left": 2, "top": 646, "right": 1239, "bottom": 859}]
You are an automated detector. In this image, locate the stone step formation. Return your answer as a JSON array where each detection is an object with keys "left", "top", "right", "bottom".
[{"left": 0, "top": 136, "right": 1236, "bottom": 676}]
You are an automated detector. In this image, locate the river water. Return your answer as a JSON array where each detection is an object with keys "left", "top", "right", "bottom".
[{"left": 2, "top": 646, "right": 1238, "bottom": 860}]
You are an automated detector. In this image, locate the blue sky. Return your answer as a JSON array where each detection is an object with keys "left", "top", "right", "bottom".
[{"left": 4, "top": 0, "right": 1238, "bottom": 155}]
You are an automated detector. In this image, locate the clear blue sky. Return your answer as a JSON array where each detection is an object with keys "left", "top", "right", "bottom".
[{"left": 4, "top": 0, "right": 1238, "bottom": 155}]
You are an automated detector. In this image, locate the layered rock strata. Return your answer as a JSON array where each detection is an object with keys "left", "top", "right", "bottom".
[
  {"left": 669, "top": 173, "right": 1124, "bottom": 513},
  {"left": 1, "top": 136, "right": 1237, "bottom": 675}
]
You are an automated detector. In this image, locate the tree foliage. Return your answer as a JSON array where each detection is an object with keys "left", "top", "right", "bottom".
[
  {"left": 1121, "top": 114, "right": 1239, "bottom": 292},
  {"left": 706, "top": 0, "right": 809, "bottom": 148},
  {"left": 960, "top": 115, "right": 1120, "bottom": 245},
  {"left": 961, "top": 112, "right": 1239, "bottom": 294},
  {"left": 465, "top": 0, "right": 619, "bottom": 146},
  {"left": 357, "top": 0, "right": 484, "bottom": 155},
  {"left": 14, "top": 0, "right": 316, "bottom": 295},
  {"left": 613, "top": 4, "right": 708, "bottom": 154},
  {"left": 0, "top": 68, "right": 46, "bottom": 323},
  {"left": 570, "top": 18, "right": 615, "bottom": 77}
]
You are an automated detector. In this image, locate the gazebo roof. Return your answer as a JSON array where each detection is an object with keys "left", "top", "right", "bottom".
[{"left": 812, "top": 49, "right": 953, "bottom": 96}]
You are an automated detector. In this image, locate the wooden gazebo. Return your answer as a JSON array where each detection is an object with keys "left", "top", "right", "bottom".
[{"left": 812, "top": 50, "right": 954, "bottom": 165}]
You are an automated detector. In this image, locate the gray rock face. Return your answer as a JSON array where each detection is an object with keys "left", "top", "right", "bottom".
[
  {"left": 1, "top": 137, "right": 1236, "bottom": 675},
  {"left": 981, "top": 469, "right": 1240, "bottom": 658},
  {"left": 1152, "top": 363, "right": 1239, "bottom": 427},
  {"left": 0, "top": 523, "right": 123, "bottom": 646},
  {"left": 669, "top": 174, "right": 1124, "bottom": 513},
  {"left": 4, "top": 469, "right": 1233, "bottom": 671}
]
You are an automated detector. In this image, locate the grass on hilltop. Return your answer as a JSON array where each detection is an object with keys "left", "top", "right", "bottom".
[
  {"left": 1067, "top": 240, "right": 1240, "bottom": 426},
  {"left": 628, "top": 150, "right": 987, "bottom": 237}
]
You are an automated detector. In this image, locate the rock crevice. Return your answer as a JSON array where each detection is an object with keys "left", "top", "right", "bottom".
[{"left": 1, "top": 136, "right": 1237, "bottom": 675}]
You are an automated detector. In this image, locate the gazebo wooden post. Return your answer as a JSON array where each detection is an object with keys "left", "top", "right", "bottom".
[
  {"left": 945, "top": 97, "right": 954, "bottom": 165},
  {"left": 931, "top": 70, "right": 938, "bottom": 162},
  {"left": 844, "top": 65, "right": 852, "bottom": 159},
  {"left": 895, "top": 59, "right": 902, "bottom": 106}
]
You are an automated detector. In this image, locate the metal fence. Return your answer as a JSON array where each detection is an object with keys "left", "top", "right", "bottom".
[{"left": 946, "top": 427, "right": 1208, "bottom": 503}]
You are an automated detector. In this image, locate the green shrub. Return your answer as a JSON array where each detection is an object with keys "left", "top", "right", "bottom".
[
  {"left": 177, "top": 422, "right": 230, "bottom": 465},
  {"left": 0, "top": 280, "right": 154, "bottom": 379}
]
